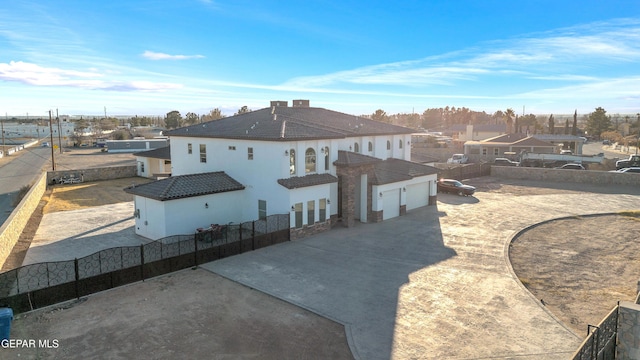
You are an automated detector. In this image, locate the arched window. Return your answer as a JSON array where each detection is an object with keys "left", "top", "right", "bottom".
[
  {"left": 289, "top": 149, "right": 296, "bottom": 175},
  {"left": 305, "top": 148, "right": 316, "bottom": 173},
  {"left": 324, "top": 146, "right": 330, "bottom": 171},
  {"left": 386, "top": 140, "right": 391, "bottom": 150},
  {"left": 368, "top": 141, "right": 373, "bottom": 152},
  {"left": 399, "top": 139, "right": 403, "bottom": 149},
  {"left": 354, "top": 142, "right": 359, "bottom": 153}
]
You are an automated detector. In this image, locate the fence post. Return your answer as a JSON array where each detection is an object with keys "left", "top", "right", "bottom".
[
  {"left": 74, "top": 258, "right": 79, "bottom": 300},
  {"left": 194, "top": 234, "right": 198, "bottom": 267},
  {"left": 140, "top": 244, "right": 145, "bottom": 282}
]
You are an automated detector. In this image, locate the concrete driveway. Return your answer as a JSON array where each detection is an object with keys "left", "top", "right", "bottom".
[{"left": 200, "top": 178, "right": 640, "bottom": 359}]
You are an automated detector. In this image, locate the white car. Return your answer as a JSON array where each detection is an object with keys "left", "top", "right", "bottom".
[
  {"left": 610, "top": 167, "right": 640, "bottom": 173},
  {"left": 447, "top": 154, "right": 468, "bottom": 164}
]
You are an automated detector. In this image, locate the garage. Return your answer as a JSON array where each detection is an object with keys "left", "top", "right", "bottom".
[
  {"left": 406, "top": 182, "right": 429, "bottom": 211},
  {"left": 382, "top": 189, "right": 400, "bottom": 220}
]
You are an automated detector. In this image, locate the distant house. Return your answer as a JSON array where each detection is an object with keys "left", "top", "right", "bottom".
[
  {"left": 464, "top": 133, "right": 557, "bottom": 161},
  {"left": 125, "top": 100, "right": 439, "bottom": 240},
  {"left": 106, "top": 138, "right": 169, "bottom": 153},
  {"left": 446, "top": 124, "right": 507, "bottom": 144}
]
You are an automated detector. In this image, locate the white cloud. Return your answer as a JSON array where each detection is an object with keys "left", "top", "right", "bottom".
[
  {"left": 0, "top": 61, "right": 182, "bottom": 92},
  {"left": 142, "top": 51, "right": 205, "bottom": 61}
]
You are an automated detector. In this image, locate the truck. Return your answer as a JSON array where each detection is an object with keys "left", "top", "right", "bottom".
[
  {"left": 518, "top": 151, "right": 604, "bottom": 168},
  {"left": 447, "top": 153, "right": 468, "bottom": 164},
  {"left": 616, "top": 154, "right": 640, "bottom": 170}
]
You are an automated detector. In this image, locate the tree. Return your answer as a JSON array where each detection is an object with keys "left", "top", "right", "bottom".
[
  {"left": 234, "top": 106, "right": 251, "bottom": 115},
  {"left": 548, "top": 114, "right": 555, "bottom": 134},
  {"left": 504, "top": 108, "right": 515, "bottom": 133},
  {"left": 165, "top": 110, "right": 182, "bottom": 129},
  {"left": 185, "top": 112, "right": 199, "bottom": 125},
  {"left": 585, "top": 107, "right": 613, "bottom": 139},
  {"left": 371, "top": 109, "right": 390, "bottom": 123},
  {"left": 202, "top": 108, "right": 225, "bottom": 121},
  {"left": 572, "top": 110, "right": 578, "bottom": 136}
]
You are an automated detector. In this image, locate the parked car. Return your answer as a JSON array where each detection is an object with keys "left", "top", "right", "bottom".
[
  {"left": 560, "top": 149, "right": 573, "bottom": 155},
  {"left": 493, "top": 158, "right": 520, "bottom": 166},
  {"left": 555, "top": 163, "right": 585, "bottom": 170},
  {"left": 602, "top": 139, "right": 611, "bottom": 145},
  {"left": 437, "top": 179, "right": 476, "bottom": 196},
  {"left": 447, "top": 154, "right": 468, "bottom": 164},
  {"left": 610, "top": 167, "right": 640, "bottom": 173}
]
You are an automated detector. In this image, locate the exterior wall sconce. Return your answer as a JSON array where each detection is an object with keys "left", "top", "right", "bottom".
[
  {"left": 349, "top": 145, "right": 352, "bottom": 151},
  {"left": 284, "top": 150, "right": 289, "bottom": 156},
  {"left": 379, "top": 192, "right": 383, "bottom": 197},
  {"left": 326, "top": 199, "right": 330, "bottom": 204},
  {"left": 320, "top": 147, "right": 325, "bottom": 154},
  {"left": 291, "top": 206, "right": 295, "bottom": 211},
  {"left": 205, "top": 203, "right": 209, "bottom": 209},
  {"left": 403, "top": 187, "right": 406, "bottom": 192}
]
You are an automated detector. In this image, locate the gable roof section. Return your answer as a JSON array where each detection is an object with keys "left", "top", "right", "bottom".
[
  {"left": 277, "top": 173, "right": 338, "bottom": 189},
  {"left": 333, "top": 150, "right": 381, "bottom": 167},
  {"left": 135, "top": 146, "right": 171, "bottom": 159},
  {"left": 447, "top": 124, "right": 507, "bottom": 132},
  {"left": 124, "top": 171, "right": 244, "bottom": 201},
  {"left": 372, "top": 158, "right": 438, "bottom": 185},
  {"left": 165, "top": 107, "right": 414, "bottom": 141},
  {"left": 511, "top": 136, "right": 556, "bottom": 147},
  {"left": 482, "top": 133, "right": 528, "bottom": 144}
]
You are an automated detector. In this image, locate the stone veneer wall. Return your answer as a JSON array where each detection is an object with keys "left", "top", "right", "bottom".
[
  {"left": 290, "top": 219, "right": 331, "bottom": 241},
  {"left": 0, "top": 172, "right": 47, "bottom": 269},
  {"left": 492, "top": 166, "right": 640, "bottom": 186},
  {"left": 617, "top": 302, "right": 640, "bottom": 359},
  {"left": 47, "top": 165, "right": 137, "bottom": 184}
]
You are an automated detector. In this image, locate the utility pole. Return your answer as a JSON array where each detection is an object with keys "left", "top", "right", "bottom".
[
  {"left": 56, "top": 108, "right": 63, "bottom": 153},
  {"left": 1, "top": 113, "right": 5, "bottom": 150},
  {"left": 48, "top": 110, "right": 55, "bottom": 171}
]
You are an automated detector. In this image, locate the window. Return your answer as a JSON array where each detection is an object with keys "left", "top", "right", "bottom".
[
  {"left": 307, "top": 200, "right": 315, "bottom": 225},
  {"left": 199, "top": 144, "right": 206, "bottom": 163},
  {"left": 294, "top": 203, "right": 303, "bottom": 228},
  {"left": 493, "top": 148, "right": 499, "bottom": 156},
  {"left": 482, "top": 148, "right": 487, "bottom": 155},
  {"left": 353, "top": 142, "right": 359, "bottom": 153},
  {"left": 290, "top": 149, "right": 296, "bottom": 175},
  {"left": 248, "top": 147, "right": 253, "bottom": 160},
  {"left": 319, "top": 199, "right": 326, "bottom": 222},
  {"left": 368, "top": 141, "right": 373, "bottom": 152},
  {"left": 258, "top": 200, "right": 267, "bottom": 220},
  {"left": 324, "top": 146, "right": 330, "bottom": 171},
  {"left": 188, "top": 143, "right": 192, "bottom": 154},
  {"left": 228, "top": 146, "right": 236, "bottom": 150},
  {"left": 387, "top": 140, "right": 391, "bottom": 150},
  {"left": 305, "top": 148, "right": 316, "bottom": 173},
  {"left": 399, "top": 139, "right": 403, "bottom": 149},
  {"left": 139, "top": 162, "right": 145, "bottom": 173}
]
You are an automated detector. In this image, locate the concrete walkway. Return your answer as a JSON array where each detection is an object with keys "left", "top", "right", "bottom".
[{"left": 200, "top": 181, "right": 640, "bottom": 359}]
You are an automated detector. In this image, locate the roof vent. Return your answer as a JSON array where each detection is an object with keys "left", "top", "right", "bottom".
[{"left": 273, "top": 114, "right": 277, "bottom": 121}]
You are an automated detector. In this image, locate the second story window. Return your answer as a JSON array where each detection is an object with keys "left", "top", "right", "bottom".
[
  {"left": 200, "top": 144, "right": 206, "bottom": 163},
  {"left": 188, "top": 143, "right": 192, "bottom": 154},
  {"left": 399, "top": 139, "right": 403, "bottom": 149},
  {"left": 290, "top": 149, "right": 296, "bottom": 175},
  {"left": 324, "top": 146, "right": 329, "bottom": 171},
  {"left": 368, "top": 141, "right": 373, "bottom": 152},
  {"left": 248, "top": 147, "right": 254, "bottom": 160},
  {"left": 305, "top": 148, "right": 316, "bottom": 174},
  {"left": 387, "top": 140, "right": 391, "bottom": 150},
  {"left": 354, "top": 142, "right": 359, "bottom": 153}
]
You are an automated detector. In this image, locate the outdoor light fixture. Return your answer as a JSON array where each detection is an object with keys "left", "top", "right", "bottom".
[
  {"left": 403, "top": 187, "right": 406, "bottom": 192},
  {"left": 379, "top": 192, "right": 383, "bottom": 197},
  {"left": 291, "top": 206, "right": 295, "bottom": 211},
  {"left": 205, "top": 203, "right": 209, "bottom": 209},
  {"left": 327, "top": 200, "right": 330, "bottom": 204},
  {"left": 284, "top": 150, "right": 289, "bottom": 156}
]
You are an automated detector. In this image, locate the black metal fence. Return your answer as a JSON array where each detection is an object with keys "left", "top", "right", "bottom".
[
  {"left": 571, "top": 306, "right": 618, "bottom": 360},
  {"left": 0, "top": 214, "right": 289, "bottom": 314}
]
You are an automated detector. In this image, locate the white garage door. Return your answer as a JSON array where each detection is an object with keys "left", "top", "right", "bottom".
[
  {"left": 382, "top": 189, "right": 400, "bottom": 220},
  {"left": 406, "top": 182, "right": 429, "bottom": 211}
]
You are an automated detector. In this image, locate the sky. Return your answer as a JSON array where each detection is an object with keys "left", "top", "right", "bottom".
[{"left": 1, "top": 0, "right": 640, "bottom": 118}]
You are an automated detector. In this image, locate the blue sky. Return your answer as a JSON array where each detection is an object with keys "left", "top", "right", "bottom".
[{"left": 1, "top": 0, "right": 640, "bottom": 118}]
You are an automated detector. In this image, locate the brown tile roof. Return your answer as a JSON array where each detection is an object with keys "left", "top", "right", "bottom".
[
  {"left": 333, "top": 150, "right": 381, "bottom": 167},
  {"left": 277, "top": 173, "right": 338, "bottom": 189},
  {"left": 135, "top": 146, "right": 171, "bottom": 159},
  {"left": 165, "top": 107, "right": 414, "bottom": 141},
  {"left": 123, "top": 171, "right": 244, "bottom": 201},
  {"left": 372, "top": 158, "right": 438, "bottom": 185}
]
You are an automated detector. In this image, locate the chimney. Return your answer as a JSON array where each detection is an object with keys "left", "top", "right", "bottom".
[
  {"left": 292, "top": 99, "right": 310, "bottom": 108},
  {"left": 270, "top": 100, "right": 288, "bottom": 108}
]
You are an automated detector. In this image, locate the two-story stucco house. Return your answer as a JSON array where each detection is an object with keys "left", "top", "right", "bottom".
[{"left": 125, "top": 100, "right": 438, "bottom": 240}]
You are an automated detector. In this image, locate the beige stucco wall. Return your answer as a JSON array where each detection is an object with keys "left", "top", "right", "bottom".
[
  {"left": 492, "top": 166, "right": 640, "bottom": 186},
  {"left": 0, "top": 172, "right": 47, "bottom": 269}
]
